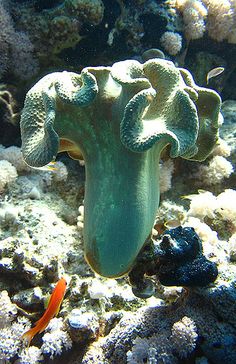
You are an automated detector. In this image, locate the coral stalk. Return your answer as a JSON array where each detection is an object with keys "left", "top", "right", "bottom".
[{"left": 20, "top": 59, "right": 221, "bottom": 277}]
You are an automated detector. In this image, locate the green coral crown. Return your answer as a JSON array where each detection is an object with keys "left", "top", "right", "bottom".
[
  {"left": 20, "top": 58, "right": 221, "bottom": 278},
  {"left": 21, "top": 58, "right": 221, "bottom": 168}
]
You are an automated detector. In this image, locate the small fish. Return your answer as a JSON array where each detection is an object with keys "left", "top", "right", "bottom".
[
  {"left": 22, "top": 277, "right": 67, "bottom": 346},
  {"left": 29, "top": 161, "right": 57, "bottom": 172},
  {"left": 206, "top": 67, "right": 224, "bottom": 84},
  {"left": 181, "top": 189, "right": 207, "bottom": 200},
  {"left": 164, "top": 219, "right": 181, "bottom": 229}
]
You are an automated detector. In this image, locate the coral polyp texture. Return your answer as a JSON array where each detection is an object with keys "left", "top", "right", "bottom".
[
  {"left": 20, "top": 58, "right": 221, "bottom": 277},
  {"left": 13, "top": 0, "right": 104, "bottom": 58},
  {"left": 175, "top": 0, "right": 236, "bottom": 43}
]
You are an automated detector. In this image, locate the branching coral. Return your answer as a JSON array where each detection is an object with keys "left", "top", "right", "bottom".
[
  {"left": 0, "top": 290, "right": 17, "bottom": 328},
  {"left": 20, "top": 58, "right": 221, "bottom": 277},
  {"left": 229, "top": 233, "right": 236, "bottom": 261},
  {"left": 41, "top": 318, "right": 72, "bottom": 359},
  {"left": 171, "top": 316, "right": 198, "bottom": 358},
  {"left": 126, "top": 335, "right": 174, "bottom": 364},
  {"left": 17, "top": 346, "right": 44, "bottom": 364},
  {"left": 82, "top": 278, "right": 236, "bottom": 363},
  {"left": 176, "top": 0, "right": 208, "bottom": 40},
  {"left": 0, "top": 145, "right": 30, "bottom": 172},
  {"left": 160, "top": 31, "right": 183, "bottom": 55},
  {"left": 0, "top": 86, "right": 19, "bottom": 124},
  {"left": 176, "top": 0, "right": 236, "bottom": 43},
  {"left": 196, "top": 155, "right": 233, "bottom": 185},
  {"left": 0, "top": 290, "right": 31, "bottom": 361},
  {"left": 0, "top": 160, "right": 18, "bottom": 193},
  {"left": 203, "top": 0, "right": 235, "bottom": 42},
  {"left": 183, "top": 189, "right": 236, "bottom": 243},
  {"left": 185, "top": 189, "right": 236, "bottom": 225},
  {"left": 159, "top": 160, "right": 175, "bottom": 194},
  {"left": 0, "top": 291, "right": 71, "bottom": 363}
]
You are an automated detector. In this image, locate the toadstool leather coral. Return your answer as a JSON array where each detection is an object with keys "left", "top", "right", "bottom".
[{"left": 20, "top": 59, "right": 221, "bottom": 277}]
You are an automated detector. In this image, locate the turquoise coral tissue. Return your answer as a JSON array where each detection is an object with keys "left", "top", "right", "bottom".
[{"left": 20, "top": 58, "right": 222, "bottom": 277}]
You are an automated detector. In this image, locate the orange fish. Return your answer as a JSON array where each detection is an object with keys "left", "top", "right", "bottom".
[{"left": 22, "top": 277, "right": 67, "bottom": 346}]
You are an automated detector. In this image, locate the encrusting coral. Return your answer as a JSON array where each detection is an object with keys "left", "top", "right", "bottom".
[
  {"left": 153, "top": 226, "right": 218, "bottom": 287},
  {"left": 12, "top": 0, "right": 104, "bottom": 62},
  {"left": 0, "top": 0, "right": 38, "bottom": 80},
  {"left": 81, "top": 277, "right": 236, "bottom": 364},
  {"left": 128, "top": 226, "right": 218, "bottom": 298},
  {"left": 20, "top": 58, "right": 221, "bottom": 278}
]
